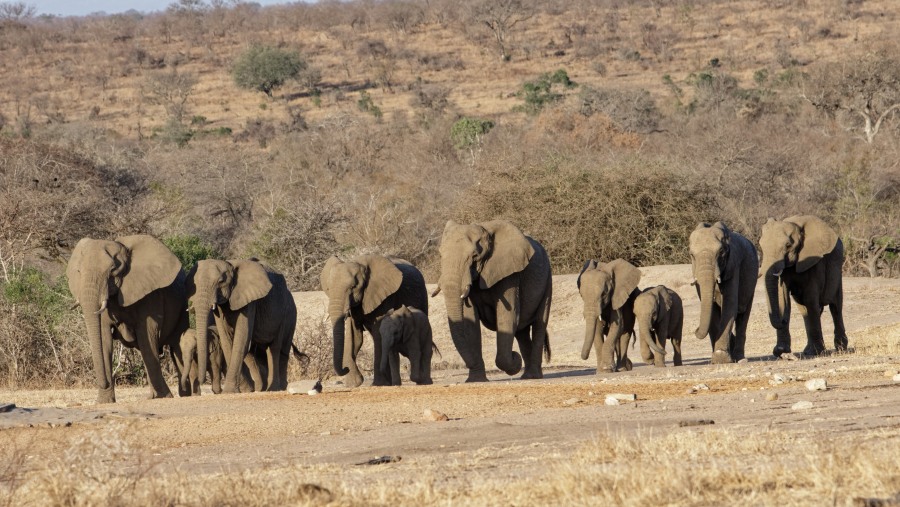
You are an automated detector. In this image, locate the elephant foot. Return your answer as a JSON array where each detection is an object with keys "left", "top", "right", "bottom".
[
  {"left": 772, "top": 344, "right": 791, "bottom": 358},
  {"left": 653, "top": 360, "right": 666, "bottom": 368},
  {"left": 96, "top": 387, "right": 116, "bottom": 404},
  {"left": 212, "top": 386, "right": 222, "bottom": 394},
  {"left": 148, "top": 389, "right": 174, "bottom": 400},
  {"left": 465, "top": 370, "right": 489, "bottom": 382},
  {"left": 622, "top": 358, "right": 633, "bottom": 371},
  {"left": 222, "top": 382, "right": 240, "bottom": 394},
  {"left": 596, "top": 365, "right": 614, "bottom": 374},
  {"left": 802, "top": 342, "right": 827, "bottom": 358},
  {"left": 834, "top": 335, "right": 848, "bottom": 352},
  {"left": 342, "top": 371, "right": 365, "bottom": 389},
  {"left": 710, "top": 350, "right": 733, "bottom": 364},
  {"left": 415, "top": 378, "right": 434, "bottom": 385},
  {"left": 521, "top": 368, "right": 543, "bottom": 380},
  {"left": 372, "top": 377, "right": 392, "bottom": 387}
]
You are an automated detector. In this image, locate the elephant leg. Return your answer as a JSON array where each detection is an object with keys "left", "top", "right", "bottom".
[
  {"left": 599, "top": 320, "right": 622, "bottom": 373},
  {"left": 136, "top": 317, "right": 173, "bottom": 399},
  {"left": 371, "top": 324, "right": 391, "bottom": 386},
  {"left": 830, "top": 283, "right": 848, "bottom": 351},
  {"left": 672, "top": 332, "right": 683, "bottom": 367},
  {"left": 523, "top": 286, "right": 551, "bottom": 380},
  {"left": 731, "top": 309, "right": 751, "bottom": 362},
  {"left": 341, "top": 320, "right": 365, "bottom": 388},
  {"left": 798, "top": 302, "right": 826, "bottom": 357},
  {"left": 494, "top": 284, "right": 523, "bottom": 377},
  {"left": 652, "top": 332, "right": 667, "bottom": 367},
  {"left": 189, "top": 360, "right": 200, "bottom": 395},
  {"left": 709, "top": 303, "right": 735, "bottom": 364},
  {"left": 211, "top": 347, "right": 223, "bottom": 394},
  {"left": 453, "top": 301, "right": 487, "bottom": 382},
  {"left": 640, "top": 333, "right": 653, "bottom": 364},
  {"left": 516, "top": 328, "right": 539, "bottom": 379},
  {"left": 389, "top": 351, "right": 402, "bottom": 386},
  {"left": 618, "top": 331, "right": 633, "bottom": 371},
  {"left": 244, "top": 353, "right": 265, "bottom": 391},
  {"left": 224, "top": 306, "right": 255, "bottom": 393}
]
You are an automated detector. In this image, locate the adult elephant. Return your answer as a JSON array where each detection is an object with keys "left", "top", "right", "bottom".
[
  {"left": 187, "top": 259, "right": 297, "bottom": 393},
  {"left": 689, "top": 222, "right": 758, "bottom": 364},
  {"left": 759, "top": 216, "right": 847, "bottom": 357},
  {"left": 578, "top": 259, "right": 641, "bottom": 373},
  {"left": 320, "top": 255, "right": 428, "bottom": 388},
  {"left": 433, "top": 220, "right": 552, "bottom": 382},
  {"left": 67, "top": 235, "right": 188, "bottom": 403}
]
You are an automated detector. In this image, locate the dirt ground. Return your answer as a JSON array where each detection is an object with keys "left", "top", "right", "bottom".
[{"left": 2, "top": 265, "right": 899, "bottom": 503}]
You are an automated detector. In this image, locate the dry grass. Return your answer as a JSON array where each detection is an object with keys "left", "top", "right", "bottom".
[
  {"left": 4, "top": 422, "right": 899, "bottom": 506},
  {"left": 853, "top": 323, "right": 900, "bottom": 357}
]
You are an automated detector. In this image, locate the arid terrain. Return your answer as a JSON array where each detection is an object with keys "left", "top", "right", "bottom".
[{"left": 2, "top": 265, "right": 899, "bottom": 505}]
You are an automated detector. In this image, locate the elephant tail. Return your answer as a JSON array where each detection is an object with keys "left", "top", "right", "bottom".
[
  {"left": 291, "top": 343, "right": 311, "bottom": 370},
  {"left": 544, "top": 332, "right": 551, "bottom": 362},
  {"left": 432, "top": 343, "right": 442, "bottom": 360}
]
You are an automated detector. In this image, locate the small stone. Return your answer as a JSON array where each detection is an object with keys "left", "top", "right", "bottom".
[
  {"left": 805, "top": 378, "right": 827, "bottom": 391},
  {"left": 423, "top": 409, "right": 449, "bottom": 421},
  {"left": 886, "top": 370, "right": 899, "bottom": 378},
  {"left": 604, "top": 396, "right": 620, "bottom": 406},
  {"left": 737, "top": 358, "right": 749, "bottom": 364},
  {"left": 563, "top": 398, "right": 581, "bottom": 406},
  {"left": 771, "top": 374, "right": 786, "bottom": 385},
  {"left": 692, "top": 383, "right": 709, "bottom": 391},
  {"left": 607, "top": 393, "right": 637, "bottom": 401},
  {"left": 686, "top": 388, "right": 697, "bottom": 395},
  {"left": 893, "top": 374, "right": 900, "bottom": 383},
  {"left": 288, "top": 380, "right": 322, "bottom": 395},
  {"left": 780, "top": 353, "right": 798, "bottom": 361},
  {"left": 766, "top": 392, "right": 779, "bottom": 401},
  {"left": 587, "top": 391, "right": 594, "bottom": 396},
  {"left": 791, "top": 401, "right": 814, "bottom": 410}
]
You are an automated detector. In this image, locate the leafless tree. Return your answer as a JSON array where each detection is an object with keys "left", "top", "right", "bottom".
[
  {"left": 141, "top": 69, "right": 197, "bottom": 123},
  {"left": 466, "top": 0, "right": 535, "bottom": 61}
]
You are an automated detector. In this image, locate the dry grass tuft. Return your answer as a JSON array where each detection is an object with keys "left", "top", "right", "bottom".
[{"left": 852, "top": 323, "right": 900, "bottom": 356}]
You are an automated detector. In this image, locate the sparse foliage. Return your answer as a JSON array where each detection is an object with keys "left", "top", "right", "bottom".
[
  {"left": 232, "top": 45, "right": 307, "bottom": 97},
  {"left": 467, "top": 0, "right": 535, "bottom": 61}
]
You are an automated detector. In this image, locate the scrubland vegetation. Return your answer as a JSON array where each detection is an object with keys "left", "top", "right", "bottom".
[{"left": 0, "top": 0, "right": 898, "bottom": 388}]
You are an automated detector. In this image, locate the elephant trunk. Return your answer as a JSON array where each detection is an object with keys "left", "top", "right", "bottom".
[
  {"left": 442, "top": 279, "right": 480, "bottom": 357},
  {"left": 194, "top": 289, "right": 214, "bottom": 386},
  {"left": 694, "top": 263, "right": 716, "bottom": 340},
  {"left": 763, "top": 260, "right": 788, "bottom": 329},
  {"left": 81, "top": 273, "right": 111, "bottom": 396},
  {"left": 638, "top": 315, "right": 667, "bottom": 358},
  {"left": 581, "top": 310, "right": 599, "bottom": 360},
  {"left": 328, "top": 300, "right": 350, "bottom": 376}
]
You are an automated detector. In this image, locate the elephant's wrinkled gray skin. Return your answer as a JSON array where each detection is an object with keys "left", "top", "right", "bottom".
[
  {"left": 67, "top": 235, "right": 189, "bottom": 403},
  {"left": 689, "top": 222, "right": 758, "bottom": 364},
  {"left": 187, "top": 259, "right": 297, "bottom": 393},
  {"left": 633, "top": 285, "right": 684, "bottom": 367},
  {"left": 578, "top": 259, "right": 640, "bottom": 373},
  {"left": 759, "top": 216, "right": 848, "bottom": 358},
  {"left": 321, "top": 255, "right": 428, "bottom": 388},
  {"left": 434, "top": 220, "right": 552, "bottom": 382},
  {"left": 379, "top": 305, "right": 436, "bottom": 386}
]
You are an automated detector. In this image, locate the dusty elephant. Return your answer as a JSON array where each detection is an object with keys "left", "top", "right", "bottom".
[
  {"left": 379, "top": 305, "right": 437, "bottom": 386},
  {"left": 689, "top": 222, "right": 758, "bottom": 364},
  {"left": 434, "top": 220, "right": 552, "bottom": 382},
  {"left": 67, "top": 235, "right": 189, "bottom": 403},
  {"left": 320, "top": 255, "right": 428, "bottom": 388},
  {"left": 633, "top": 285, "right": 684, "bottom": 367},
  {"left": 578, "top": 259, "right": 641, "bottom": 373},
  {"left": 187, "top": 259, "right": 297, "bottom": 393},
  {"left": 759, "top": 216, "right": 847, "bottom": 357}
]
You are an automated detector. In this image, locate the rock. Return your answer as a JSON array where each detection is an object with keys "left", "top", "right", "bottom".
[
  {"left": 884, "top": 369, "right": 898, "bottom": 378},
  {"left": 737, "top": 358, "right": 749, "bottom": 364},
  {"left": 692, "top": 383, "right": 709, "bottom": 391},
  {"left": 607, "top": 393, "right": 637, "bottom": 401},
  {"left": 423, "top": 409, "right": 449, "bottom": 421},
  {"left": 766, "top": 392, "right": 779, "bottom": 401},
  {"left": 288, "top": 380, "right": 323, "bottom": 395},
  {"left": 893, "top": 374, "right": 900, "bottom": 383},
  {"left": 791, "top": 401, "right": 814, "bottom": 410},
  {"left": 780, "top": 353, "right": 798, "bottom": 361},
  {"left": 686, "top": 388, "right": 697, "bottom": 395},
  {"left": 604, "top": 396, "right": 620, "bottom": 406},
  {"left": 563, "top": 398, "right": 581, "bottom": 406},
  {"left": 805, "top": 378, "right": 827, "bottom": 391},
  {"left": 0, "top": 403, "right": 15, "bottom": 413},
  {"left": 770, "top": 374, "right": 786, "bottom": 385}
]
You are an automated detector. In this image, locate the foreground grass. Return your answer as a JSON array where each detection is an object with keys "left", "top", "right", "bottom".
[{"left": 2, "top": 422, "right": 898, "bottom": 507}]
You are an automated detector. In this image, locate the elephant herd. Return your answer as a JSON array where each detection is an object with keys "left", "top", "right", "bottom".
[{"left": 66, "top": 216, "right": 848, "bottom": 404}]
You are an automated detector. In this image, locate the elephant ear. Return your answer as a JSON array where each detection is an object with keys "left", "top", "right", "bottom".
[
  {"left": 716, "top": 222, "right": 736, "bottom": 280},
  {"left": 787, "top": 216, "right": 838, "bottom": 273},
  {"left": 478, "top": 220, "right": 535, "bottom": 289},
  {"left": 116, "top": 235, "right": 182, "bottom": 307},
  {"left": 228, "top": 259, "right": 273, "bottom": 310},
  {"left": 577, "top": 259, "right": 599, "bottom": 289},
  {"left": 360, "top": 255, "right": 404, "bottom": 315},
  {"left": 185, "top": 264, "right": 197, "bottom": 300},
  {"left": 602, "top": 259, "right": 641, "bottom": 310},
  {"left": 66, "top": 238, "right": 91, "bottom": 303},
  {"left": 320, "top": 256, "right": 342, "bottom": 292}
]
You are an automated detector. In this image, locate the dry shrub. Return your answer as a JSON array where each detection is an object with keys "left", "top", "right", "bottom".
[
  {"left": 292, "top": 313, "right": 333, "bottom": 381},
  {"left": 852, "top": 323, "right": 900, "bottom": 356},
  {"left": 527, "top": 106, "right": 642, "bottom": 150}
]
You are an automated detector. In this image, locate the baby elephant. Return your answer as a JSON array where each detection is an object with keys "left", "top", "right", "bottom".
[
  {"left": 174, "top": 325, "right": 225, "bottom": 396},
  {"left": 633, "top": 286, "right": 684, "bottom": 367},
  {"left": 379, "top": 305, "right": 436, "bottom": 386}
]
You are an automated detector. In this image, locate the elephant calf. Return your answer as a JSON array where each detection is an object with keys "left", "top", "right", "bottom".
[
  {"left": 578, "top": 259, "right": 641, "bottom": 373},
  {"left": 633, "top": 286, "right": 684, "bottom": 367},
  {"left": 174, "top": 325, "right": 263, "bottom": 395},
  {"left": 379, "top": 305, "right": 437, "bottom": 386}
]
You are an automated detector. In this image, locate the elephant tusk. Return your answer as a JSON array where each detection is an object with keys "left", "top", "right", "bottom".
[
  {"left": 95, "top": 299, "right": 108, "bottom": 315},
  {"left": 69, "top": 301, "right": 80, "bottom": 311},
  {"left": 460, "top": 285, "right": 470, "bottom": 299},
  {"left": 716, "top": 276, "right": 722, "bottom": 284},
  {"left": 430, "top": 286, "right": 441, "bottom": 297},
  {"left": 211, "top": 303, "right": 216, "bottom": 311},
  {"left": 772, "top": 268, "right": 783, "bottom": 277}
]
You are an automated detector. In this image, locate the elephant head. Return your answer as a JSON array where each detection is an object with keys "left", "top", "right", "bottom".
[
  {"left": 66, "top": 235, "right": 182, "bottom": 402},
  {"left": 186, "top": 259, "right": 273, "bottom": 385},
  {"left": 689, "top": 222, "right": 737, "bottom": 340},
  {"left": 633, "top": 287, "right": 671, "bottom": 360},
  {"left": 577, "top": 259, "right": 641, "bottom": 360},
  {"left": 759, "top": 216, "right": 838, "bottom": 330},
  {"left": 436, "top": 220, "right": 534, "bottom": 368},
  {"left": 320, "top": 255, "right": 404, "bottom": 376}
]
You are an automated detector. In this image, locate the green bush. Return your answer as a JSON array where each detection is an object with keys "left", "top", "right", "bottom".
[
  {"left": 450, "top": 117, "right": 495, "bottom": 150},
  {"left": 232, "top": 45, "right": 307, "bottom": 97},
  {"left": 162, "top": 235, "right": 221, "bottom": 272},
  {"left": 357, "top": 91, "right": 383, "bottom": 119},
  {"left": 514, "top": 69, "right": 578, "bottom": 115}
]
